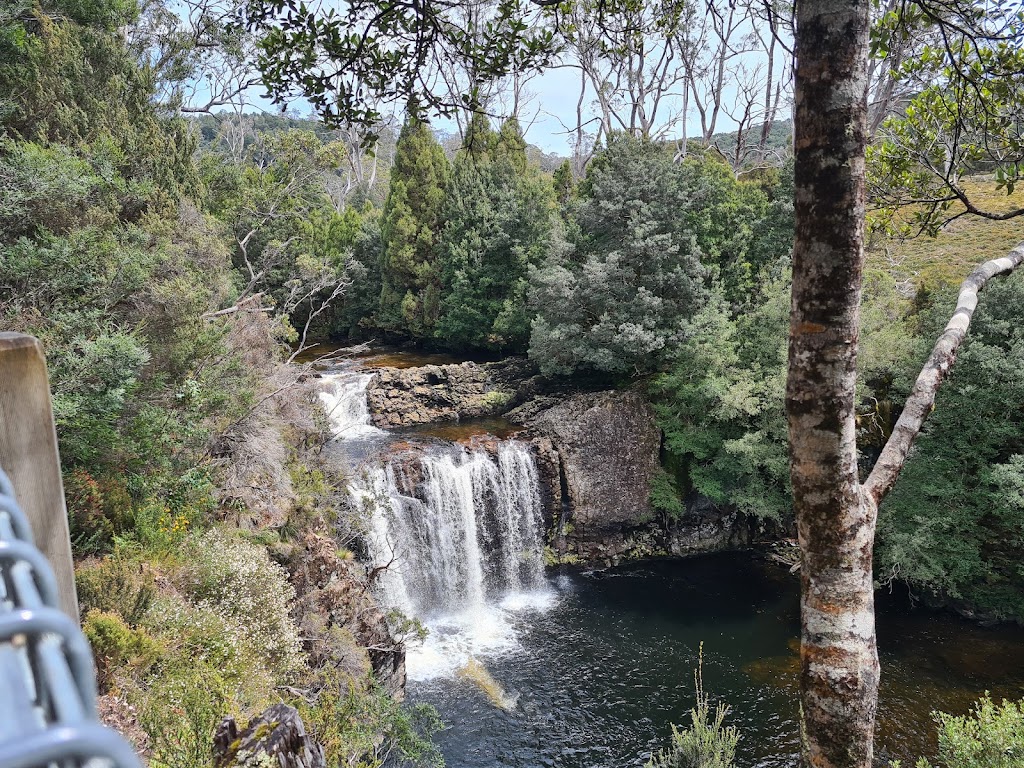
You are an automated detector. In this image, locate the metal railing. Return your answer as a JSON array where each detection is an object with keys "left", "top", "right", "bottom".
[{"left": 0, "top": 467, "right": 143, "bottom": 768}]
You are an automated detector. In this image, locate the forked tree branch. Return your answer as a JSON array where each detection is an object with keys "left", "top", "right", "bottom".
[{"left": 864, "top": 240, "right": 1024, "bottom": 504}]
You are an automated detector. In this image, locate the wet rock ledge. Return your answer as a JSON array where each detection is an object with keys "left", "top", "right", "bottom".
[{"left": 365, "top": 358, "right": 538, "bottom": 427}]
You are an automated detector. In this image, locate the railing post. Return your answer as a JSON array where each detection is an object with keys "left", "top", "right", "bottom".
[{"left": 0, "top": 333, "right": 79, "bottom": 619}]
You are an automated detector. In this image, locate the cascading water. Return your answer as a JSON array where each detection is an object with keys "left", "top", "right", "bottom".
[
  {"left": 319, "top": 370, "right": 384, "bottom": 439},
  {"left": 352, "top": 441, "right": 553, "bottom": 680}
]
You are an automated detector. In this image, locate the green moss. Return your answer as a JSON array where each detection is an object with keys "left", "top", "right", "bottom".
[
  {"left": 543, "top": 546, "right": 581, "bottom": 566},
  {"left": 481, "top": 390, "right": 512, "bottom": 409}
]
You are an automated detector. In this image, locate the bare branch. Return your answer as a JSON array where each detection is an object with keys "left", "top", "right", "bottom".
[{"left": 864, "top": 240, "right": 1024, "bottom": 503}]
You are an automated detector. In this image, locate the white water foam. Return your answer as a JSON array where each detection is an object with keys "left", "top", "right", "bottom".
[
  {"left": 319, "top": 371, "right": 384, "bottom": 440},
  {"left": 407, "top": 591, "right": 557, "bottom": 681},
  {"left": 352, "top": 441, "right": 557, "bottom": 682}
]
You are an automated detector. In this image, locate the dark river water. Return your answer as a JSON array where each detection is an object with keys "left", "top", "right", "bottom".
[{"left": 408, "top": 554, "right": 1024, "bottom": 768}]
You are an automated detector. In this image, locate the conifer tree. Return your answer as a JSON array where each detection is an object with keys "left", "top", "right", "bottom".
[
  {"left": 378, "top": 109, "right": 450, "bottom": 338},
  {"left": 434, "top": 116, "right": 554, "bottom": 352}
]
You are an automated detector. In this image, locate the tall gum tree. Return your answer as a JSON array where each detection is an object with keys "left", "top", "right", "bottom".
[
  {"left": 790, "top": 2, "right": 1024, "bottom": 767},
  {"left": 788, "top": 1, "right": 877, "bottom": 765}
]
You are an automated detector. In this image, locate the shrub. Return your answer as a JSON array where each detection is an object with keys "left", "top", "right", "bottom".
[
  {"left": 137, "top": 595, "right": 279, "bottom": 768},
  {"left": 138, "top": 656, "right": 235, "bottom": 768},
  {"left": 647, "top": 650, "right": 738, "bottom": 768},
  {"left": 75, "top": 556, "right": 155, "bottom": 625},
  {"left": 82, "top": 609, "right": 160, "bottom": 691},
  {"left": 650, "top": 468, "right": 685, "bottom": 522},
  {"left": 125, "top": 496, "right": 202, "bottom": 554},
  {"left": 174, "top": 528, "right": 304, "bottom": 673},
  {"left": 905, "top": 695, "right": 1024, "bottom": 768},
  {"left": 65, "top": 469, "right": 114, "bottom": 553}
]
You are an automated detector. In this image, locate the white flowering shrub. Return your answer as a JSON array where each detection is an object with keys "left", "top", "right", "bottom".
[
  {"left": 176, "top": 528, "right": 305, "bottom": 675},
  {"left": 138, "top": 595, "right": 275, "bottom": 768},
  {"left": 131, "top": 528, "right": 307, "bottom": 768}
]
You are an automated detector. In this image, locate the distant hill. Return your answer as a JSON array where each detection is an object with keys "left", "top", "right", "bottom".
[
  {"left": 190, "top": 112, "right": 566, "bottom": 175},
  {"left": 706, "top": 118, "right": 793, "bottom": 165}
]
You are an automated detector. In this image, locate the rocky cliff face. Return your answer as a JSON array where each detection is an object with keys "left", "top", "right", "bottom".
[
  {"left": 523, "top": 390, "right": 661, "bottom": 536},
  {"left": 365, "top": 358, "right": 541, "bottom": 427},
  {"left": 515, "top": 390, "right": 749, "bottom": 565},
  {"left": 282, "top": 532, "right": 406, "bottom": 698},
  {"left": 363, "top": 358, "right": 751, "bottom": 567},
  {"left": 214, "top": 704, "right": 325, "bottom": 768}
]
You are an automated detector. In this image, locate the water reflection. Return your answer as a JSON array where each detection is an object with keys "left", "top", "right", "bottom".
[{"left": 410, "top": 554, "right": 1024, "bottom": 768}]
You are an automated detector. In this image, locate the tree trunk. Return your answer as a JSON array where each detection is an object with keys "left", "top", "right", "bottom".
[{"left": 788, "top": 1, "right": 875, "bottom": 767}]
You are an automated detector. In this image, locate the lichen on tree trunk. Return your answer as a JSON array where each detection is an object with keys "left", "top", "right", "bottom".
[{"left": 788, "top": 0, "right": 877, "bottom": 766}]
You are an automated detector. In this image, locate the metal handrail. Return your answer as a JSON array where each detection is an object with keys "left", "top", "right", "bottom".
[{"left": 0, "top": 467, "right": 143, "bottom": 768}]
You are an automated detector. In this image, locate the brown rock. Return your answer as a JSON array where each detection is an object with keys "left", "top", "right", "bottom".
[
  {"left": 214, "top": 704, "right": 324, "bottom": 768},
  {"left": 365, "top": 362, "right": 513, "bottom": 427}
]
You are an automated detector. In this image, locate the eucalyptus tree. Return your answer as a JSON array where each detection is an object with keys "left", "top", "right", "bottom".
[
  {"left": 788, "top": 1, "right": 1024, "bottom": 766},
  {"left": 868, "top": 0, "right": 1024, "bottom": 234},
  {"left": 553, "top": 0, "right": 694, "bottom": 142},
  {"left": 127, "top": 0, "right": 262, "bottom": 114}
]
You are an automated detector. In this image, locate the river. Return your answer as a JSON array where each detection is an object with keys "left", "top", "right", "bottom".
[{"left": 409, "top": 554, "right": 1024, "bottom": 768}]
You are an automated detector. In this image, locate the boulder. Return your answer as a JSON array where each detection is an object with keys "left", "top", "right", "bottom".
[
  {"left": 214, "top": 704, "right": 325, "bottom": 768},
  {"left": 520, "top": 390, "right": 751, "bottom": 565},
  {"left": 524, "top": 390, "right": 661, "bottom": 539}
]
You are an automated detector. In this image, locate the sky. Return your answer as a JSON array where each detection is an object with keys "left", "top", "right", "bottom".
[{"left": 209, "top": 7, "right": 793, "bottom": 157}]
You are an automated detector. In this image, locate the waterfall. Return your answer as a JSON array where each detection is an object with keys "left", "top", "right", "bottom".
[
  {"left": 357, "top": 441, "right": 546, "bottom": 616},
  {"left": 352, "top": 441, "right": 552, "bottom": 679},
  {"left": 319, "top": 370, "right": 383, "bottom": 439}
]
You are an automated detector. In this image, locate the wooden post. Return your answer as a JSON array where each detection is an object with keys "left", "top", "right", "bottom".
[{"left": 0, "top": 333, "right": 79, "bottom": 619}]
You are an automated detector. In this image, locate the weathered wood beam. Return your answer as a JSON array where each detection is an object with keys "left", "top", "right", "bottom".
[{"left": 0, "top": 333, "right": 79, "bottom": 619}]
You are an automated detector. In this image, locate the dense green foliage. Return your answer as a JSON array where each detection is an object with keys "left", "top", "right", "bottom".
[
  {"left": 528, "top": 137, "right": 708, "bottom": 376},
  {"left": 1, "top": 2, "right": 443, "bottom": 765},
  {"left": 878, "top": 272, "right": 1024, "bottom": 618},
  {"left": 529, "top": 136, "right": 792, "bottom": 378},
  {"left": 434, "top": 116, "right": 556, "bottom": 352},
  {"left": 0, "top": 1, "right": 234, "bottom": 549},
  {"left": 378, "top": 114, "right": 450, "bottom": 337},
  {"left": 652, "top": 279, "right": 790, "bottom": 522}
]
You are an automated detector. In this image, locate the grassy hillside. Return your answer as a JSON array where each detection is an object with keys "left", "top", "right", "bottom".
[{"left": 868, "top": 180, "right": 1024, "bottom": 291}]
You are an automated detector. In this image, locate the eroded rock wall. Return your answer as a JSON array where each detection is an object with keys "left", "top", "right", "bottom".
[
  {"left": 365, "top": 358, "right": 542, "bottom": 427},
  {"left": 517, "top": 390, "right": 750, "bottom": 565},
  {"left": 281, "top": 532, "right": 406, "bottom": 698},
  {"left": 366, "top": 363, "right": 501, "bottom": 426},
  {"left": 523, "top": 390, "right": 660, "bottom": 536},
  {"left": 363, "top": 359, "right": 752, "bottom": 567}
]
